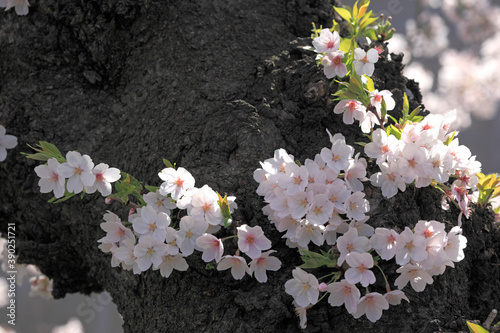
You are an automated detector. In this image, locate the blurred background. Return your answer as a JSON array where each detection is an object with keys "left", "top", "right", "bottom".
[{"left": 1, "top": 0, "right": 499, "bottom": 332}]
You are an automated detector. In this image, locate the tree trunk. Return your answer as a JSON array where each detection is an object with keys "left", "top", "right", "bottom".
[{"left": 1, "top": 0, "right": 499, "bottom": 332}]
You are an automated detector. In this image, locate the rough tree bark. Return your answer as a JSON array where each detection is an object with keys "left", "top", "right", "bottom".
[{"left": 1, "top": 0, "right": 499, "bottom": 332}]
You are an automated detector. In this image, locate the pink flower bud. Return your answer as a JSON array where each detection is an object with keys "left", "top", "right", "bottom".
[{"left": 318, "top": 282, "right": 328, "bottom": 292}]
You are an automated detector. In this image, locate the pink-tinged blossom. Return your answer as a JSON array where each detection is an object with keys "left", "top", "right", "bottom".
[
  {"left": 295, "top": 220, "right": 325, "bottom": 247},
  {"left": 133, "top": 236, "right": 168, "bottom": 272},
  {"left": 320, "top": 134, "right": 354, "bottom": 172},
  {"left": 345, "top": 252, "right": 376, "bottom": 287},
  {"left": 268, "top": 187, "right": 290, "bottom": 219},
  {"left": 278, "top": 163, "right": 309, "bottom": 196},
  {"left": 370, "top": 228, "right": 399, "bottom": 260},
  {"left": 0, "top": 125, "right": 17, "bottom": 162},
  {"left": 189, "top": 185, "right": 223, "bottom": 225},
  {"left": 327, "top": 279, "right": 361, "bottom": 314},
  {"left": 237, "top": 225, "right": 272, "bottom": 259},
  {"left": 196, "top": 233, "right": 224, "bottom": 263},
  {"left": 397, "top": 143, "right": 429, "bottom": 183},
  {"left": 34, "top": 158, "right": 66, "bottom": 198},
  {"left": 177, "top": 215, "right": 208, "bottom": 255},
  {"left": 156, "top": 254, "right": 189, "bottom": 278},
  {"left": 57, "top": 151, "right": 96, "bottom": 194},
  {"left": 344, "top": 155, "right": 367, "bottom": 192},
  {"left": 287, "top": 191, "right": 311, "bottom": 220},
  {"left": 427, "top": 142, "right": 453, "bottom": 183},
  {"left": 352, "top": 292, "right": 389, "bottom": 322},
  {"left": 333, "top": 99, "right": 367, "bottom": 125},
  {"left": 384, "top": 290, "right": 409, "bottom": 306},
  {"left": 113, "top": 238, "right": 141, "bottom": 274},
  {"left": 395, "top": 227, "right": 428, "bottom": 265},
  {"left": 369, "top": 90, "right": 395, "bottom": 113},
  {"left": 260, "top": 148, "right": 294, "bottom": 176},
  {"left": 370, "top": 162, "right": 406, "bottom": 199},
  {"left": 29, "top": 275, "right": 53, "bottom": 299},
  {"left": 306, "top": 194, "right": 334, "bottom": 225},
  {"left": 285, "top": 268, "right": 319, "bottom": 307},
  {"left": 336, "top": 228, "right": 371, "bottom": 265},
  {"left": 217, "top": 255, "right": 249, "bottom": 280},
  {"left": 321, "top": 51, "right": 348, "bottom": 78},
  {"left": 133, "top": 205, "right": 171, "bottom": 243},
  {"left": 0, "top": 0, "right": 29, "bottom": 16},
  {"left": 345, "top": 192, "right": 370, "bottom": 221},
  {"left": 444, "top": 226, "right": 467, "bottom": 262},
  {"left": 164, "top": 227, "right": 180, "bottom": 255},
  {"left": 99, "top": 211, "right": 135, "bottom": 243},
  {"left": 312, "top": 29, "right": 340, "bottom": 53},
  {"left": 248, "top": 250, "right": 281, "bottom": 283},
  {"left": 349, "top": 217, "right": 374, "bottom": 238},
  {"left": 143, "top": 190, "right": 176, "bottom": 213},
  {"left": 364, "top": 129, "right": 400, "bottom": 164},
  {"left": 158, "top": 167, "right": 195, "bottom": 200},
  {"left": 395, "top": 263, "right": 434, "bottom": 292},
  {"left": 85, "top": 163, "right": 121, "bottom": 197},
  {"left": 353, "top": 48, "right": 379, "bottom": 77},
  {"left": 414, "top": 220, "right": 446, "bottom": 242}
]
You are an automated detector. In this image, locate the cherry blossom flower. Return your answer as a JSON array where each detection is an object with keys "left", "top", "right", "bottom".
[
  {"left": 285, "top": 268, "right": 319, "bottom": 307},
  {"left": 352, "top": 292, "right": 389, "bottom": 322},
  {"left": 294, "top": 220, "right": 325, "bottom": 247},
  {"left": 320, "top": 137, "right": 354, "bottom": 172},
  {"left": 384, "top": 290, "right": 410, "bottom": 306},
  {"left": 112, "top": 238, "right": 141, "bottom": 274},
  {"left": 370, "top": 162, "right": 406, "bottom": 199},
  {"left": 345, "top": 192, "right": 370, "bottom": 221},
  {"left": 57, "top": 151, "right": 96, "bottom": 194},
  {"left": 344, "top": 155, "right": 367, "bottom": 192},
  {"left": 34, "top": 158, "right": 66, "bottom": 198},
  {"left": 353, "top": 48, "right": 379, "bottom": 76},
  {"left": 217, "top": 255, "right": 249, "bottom": 280},
  {"left": 29, "top": 275, "right": 53, "bottom": 299},
  {"left": 237, "top": 225, "right": 272, "bottom": 259},
  {"left": 156, "top": 254, "right": 189, "bottom": 278},
  {"left": 370, "top": 228, "right": 399, "bottom": 260},
  {"left": 444, "top": 226, "right": 467, "bottom": 262},
  {"left": 0, "top": 0, "right": 29, "bottom": 16},
  {"left": 248, "top": 250, "right": 281, "bottom": 283},
  {"left": 133, "top": 205, "right": 171, "bottom": 243},
  {"left": 369, "top": 90, "right": 395, "bottom": 113},
  {"left": 0, "top": 125, "right": 17, "bottom": 162},
  {"left": 397, "top": 143, "right": 429, "bottom": 183},
  {"left": 312, "top": 29, "right": 340, "bottom": 53},
  {"left": 143, "top": 190, "right": 176, "bottom": 213},
  {"left": 306, "top": 193, "right": 334, "bottom": 225},
  {"left": 177, "top": 215, "right": 208, "bottom": 255},
  {"left": 364, "top": 129, "right": 400, "bottom": 164},
  {"left": 196, "top": 233, "right": 224, "bottom": 263},
  {"left": 134, "top": 236, "right": 168, "bottom": 271},
  {"left": 158, "top": 167, "right": 195, "bottom": 200},
  {"left": 99, "top": 211, "right": 134, "bottom": 243},
  {"left": 333, "top": 99, "right": 367, "bottom": 125},
  {"left": 189, "top": 185, "right": 223, "bottom": 225},
  {"left": 321, "top": 51, "right": 348, "bottom": 78},
  {"left": 336, "top": 228, "right": 371, "bottom": 265},
  {"left": 85, "top": 163, "right": 121, "bottom": 197},
  {"left": 345, "top": 252, "right": 376, "bottom": 287},
  {"left": 395, "top": 263, "right": 434, "bottom": 292},
  {"left": 327, "top": 279, "right": 360, "bottom": 314},
  {"left": 164, "top": 227, "right": 180, "bottom": 255},
  {"left": 395, "top": 227, "right": 428, "bottom": 265}
]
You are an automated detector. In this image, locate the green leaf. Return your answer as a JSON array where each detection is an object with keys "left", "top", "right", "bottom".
[
  {"left": 40, "top": 141, "right": 63, "bottom": 158},
  {"left": 365, "top": 29, "right": 377, "bottom": 41},
  {"left": 50, "top": 193, "right": 76, "bottom": 204},
  {"left": 365, "top": 76, "right": 375, "bottom": 92},
  {"left": 21, "top": 152, "right": 54, "bottom": 162},
  {"left": 144, "top": 185, "right": 160, "bottom": 193},
  {"left": 402, "top": 92, "right": 409, "bottom": 122},
  {"left": 408, "top": 106, "right": 421, "bottom": 122},
  {"left": 298, "top": 249, "right": 337, "bottom": 269},
  {"left": 163, "top": 159, "right": 174, "bottom": 168},
  {"left": 355, "top": 141, "right": 367, "bottom": 147},
  {"left": 339, "top": 37, "right": 352, "bottom": 53},
  {"left": 386, "top": 124, "right": 402, "bottom": 140},
  {"left": 334, "top": 6, "right": 352, "bottom": 22},
  {"left": 466, "top": 321, "right": 490, "bottom": 333}
]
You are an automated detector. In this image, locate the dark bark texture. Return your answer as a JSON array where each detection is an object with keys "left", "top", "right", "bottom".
[{"left": 1, "top": 0, "right": 499, "bottom": 332}]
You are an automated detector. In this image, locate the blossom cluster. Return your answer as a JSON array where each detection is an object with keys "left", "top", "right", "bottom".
[
  {"left": 254, "top": 132, "right": 369, "bottom": 249},
  {"left": 34, "top": 151, "right": 121, "bottom": 199},
  {"left": 0, "top": 125, "right": 18, "bottom": 162},
  {"left": 98, "top": 167, "right": 281, "bottom": 282},
  {"left": 366, "top": 111, "right": 482, "bottom": 221},
  {"left": 313, "top": 28, "right": 379, "bottom": 79},
  {"left": 255, "top": 131, "right": 468, "bottom": 326}
]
